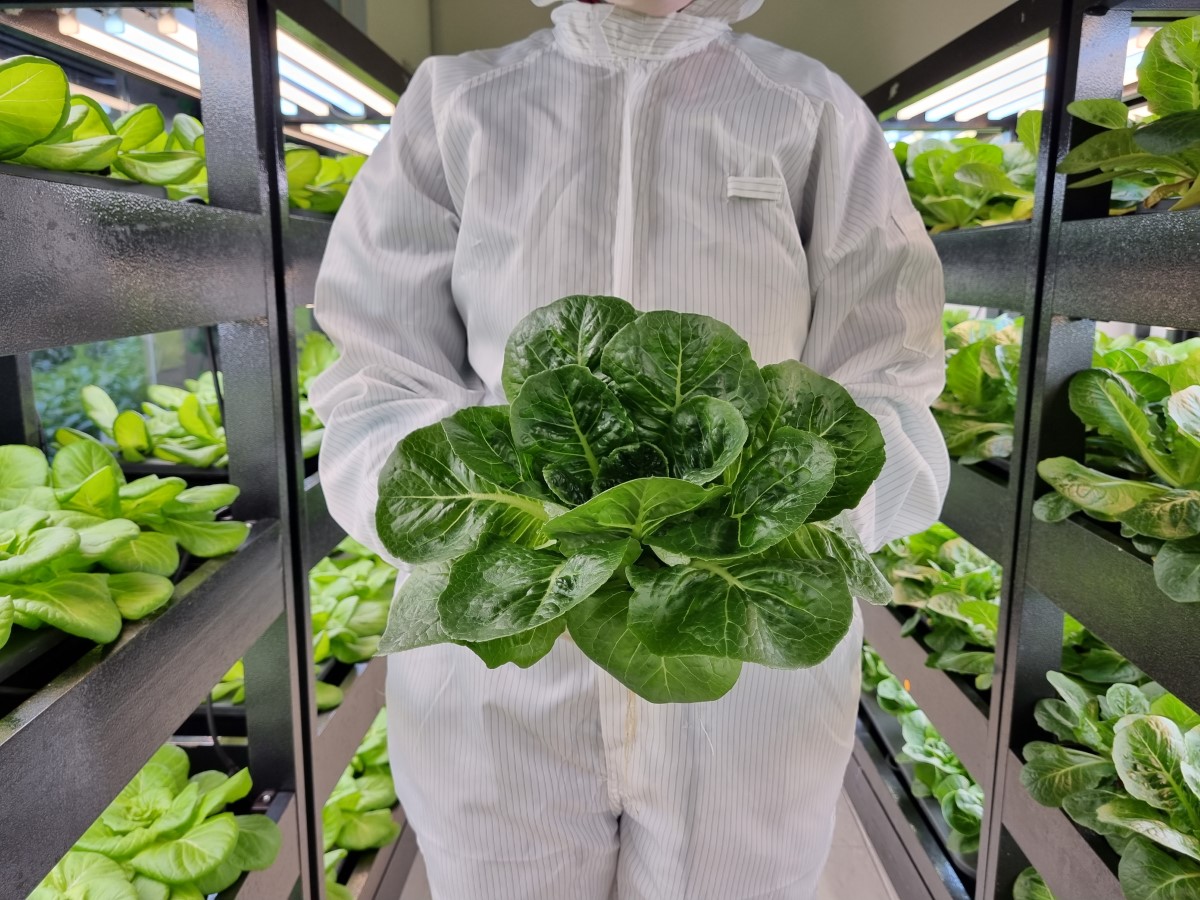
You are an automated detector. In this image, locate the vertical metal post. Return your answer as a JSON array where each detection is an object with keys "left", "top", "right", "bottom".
[
  {"left": 980, "top": 3, "right": 1132, "bottom": 898},
  {"left": 194, "top": 0, "right": 316, "bottom": 895},
  {"left": 0, "top": 354, "right": 42, "bottom": 448}
]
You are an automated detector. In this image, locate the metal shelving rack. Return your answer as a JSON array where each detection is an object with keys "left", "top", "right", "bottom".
[
  {"left": 0, "top": 1, "right": 410, "bottom": 897},
  {"left": 856, "top": 2, "right": 1200, "bottom": 900}
]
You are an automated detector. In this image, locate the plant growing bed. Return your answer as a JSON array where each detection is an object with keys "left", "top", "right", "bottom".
[{"left": 859, "top": 683, "right": 980, "bottom": 884}]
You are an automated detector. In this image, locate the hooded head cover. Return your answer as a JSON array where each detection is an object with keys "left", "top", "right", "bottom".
[{"left": 530, "top": 0, "right": 765, "bottom": 22}]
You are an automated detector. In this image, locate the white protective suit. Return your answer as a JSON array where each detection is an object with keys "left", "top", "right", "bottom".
[{"left": 309, "top": 0, "right": 949, "bottom": 897}]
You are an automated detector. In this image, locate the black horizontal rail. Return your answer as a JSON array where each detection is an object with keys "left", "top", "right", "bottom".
[
  {"left": 304, "top": 473, "right": 348, "bottom": 564},
  {"left": 861, "top": 602, "right": 992, "bottom": 783},
  {"left": 313, "top": 656, "right": 386, "bottom": 805},
  {"left": 1001, "top": 753, "right": 1122, "bottom": 900},
  {"left": 0, "top": 170, "right": 269, "bottom": 355},
  {"left": 0, "top": 521, "right": 284, "bottom": 897},
  {"left": 932, "top": 226, "right": 1034, "bottom": 313},
  {"left": 848, "top": 722, "right": 967, "bottom": 900},
  {"left": 222, "top": 791, "right": 301, "bottom": 900},
  {"left": 941, "top": 462, "right": 1013, "bottom": 566},
  {"left": 285, "top": 215, "right": 332, "bottom": 310},
  {"left": 1026, "top": 517, "right": 1200, "bottom": 712},
  {"left": 1051, "top": 214, "right": 1200, "bottom": 329}
]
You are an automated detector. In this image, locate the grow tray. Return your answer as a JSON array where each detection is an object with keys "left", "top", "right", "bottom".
[
  {"left": 859, "top": 688, "right": 980, "bottom": 886},
  {"left": 0, "top": 161, "right": 168, "bottom": 198},
  {"left": 887, "top": 605, "right": 992, "bottom": 711}
]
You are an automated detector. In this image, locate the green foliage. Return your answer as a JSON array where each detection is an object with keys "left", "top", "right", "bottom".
[
  {"left": 934, "top": 315, "right": 1022, "bottom": 465},
  {"left": 0, "top": 435, "right": 249, "bottom": 651},
  {"left": 861, "top": 648, "right": 986, "bottom": 854},
  {"left": 1024, "top": 669, "right": 1200, "bottom": 899},
  {"left": 31, "top": 745, "right": 280, "bottom": 898},
  {"left": 80, "top": 332, "right": 337, "bottom": 467},
  {"left": 285, "top": 145, "right": 367, "bottom": 215},
  {"left": 323, "top": 710, "right": 402, "bottom": 855},
  {"left": 895, "top": 111, "right": 1041, "bottom": 232},
  {"left": 376, "top": 296, "right": 889, "bottom": 702},
  {"left": 876, "top": 524, "right": 1142, "bottom": 690},
  {"left": 1057, "top": 15, "right": 1200, "bottom": 213},
  {"left": 81, "top": 372, "right": 227, "bottom": 468},
  {"left": 213, "top": 537, "right": 395, "bottom": 711},
  {"left": 311, "top": 537, "right": 395, "bottom": 664},
  {"left": 31, "top": 337, "right": 149, "bottom": 446},
  {"left": 1014, "top": 867, "right": 1057, "bottom": 900},
  {"left": 1036, "top": 334, "right": 1200, "bottom": 603},
  {"left": 3, "top": 54, "right": 365, "bottom": 210},
  {"left": 298, "top": 331, "right": 339, "bottom": 458}
]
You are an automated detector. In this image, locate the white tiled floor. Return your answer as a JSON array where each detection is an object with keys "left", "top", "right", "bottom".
[{"left": 397, "top": 791, "right": 899, "bottom": 900}]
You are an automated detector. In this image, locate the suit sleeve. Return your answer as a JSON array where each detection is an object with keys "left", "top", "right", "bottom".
[
  {"left": 309, "top": 61, "right": 484, "bottom": 563},
  {"left": 798, "top": 86, "right": 949, "bottom": 551}
]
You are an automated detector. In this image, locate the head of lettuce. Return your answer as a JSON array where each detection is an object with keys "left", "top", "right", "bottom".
[{"left": 374, "top": 294, "right": 890, "bottom": 703}]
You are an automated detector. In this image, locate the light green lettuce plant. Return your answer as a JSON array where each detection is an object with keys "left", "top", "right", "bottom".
[
  {"left": 1022, "top": 673, "right": 1200, "bottom": 900},
  {"left": 377, "top": 295, "right": 892, "bottom": 703},
  {"left": 863, "top": 647, "right": 985, "bottom": 858},
  {"left": 311, "top": 537, "right": 394, "bottom": 665},
  {"left": 1035, "top": 337, "right": 1200, "bottom": 603},
  {"left": 1057, "top": 16, "right": 1200, "bottom": 212},
  {"left": 0, "top": 438, "right": 247, "bottom": 651},
  {"left": 935, "top": 315, "right": 1023, "bottom": 465},
  {"left": 323, "top": 711, "right": 399, "bottom": 853},
  {"left": 877, "top": 524, "right": 1144, "bottom": 688},
  {"left": 31, "top": 745, "right": 281, "bottom": 898},
  {"left": 895, "top": 111, "right": 1041, "bottom": 232}
]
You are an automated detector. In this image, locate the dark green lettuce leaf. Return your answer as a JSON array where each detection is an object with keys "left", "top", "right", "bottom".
[
  {"left": 567, "top": 581, "right": 742, "bottom": 703},
  {"left": 376, "top": 423, "right": 549, "bottom": 564},
  {"left": 626, "top": 557, "right": 852, "bottom": 668},
  {"left": 501, "top": 295, "right": 638, "bottom": 400},
  {"left": 756, "top": 361, "right": 885, "bottom": 520},
  {"left": 600, "top": 310, "right": 767, "bottom": 446}
]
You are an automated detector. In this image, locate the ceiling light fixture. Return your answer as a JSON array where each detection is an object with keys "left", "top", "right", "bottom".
[{"left": 57, "top": 9, "right": 80, "bottom": 35}]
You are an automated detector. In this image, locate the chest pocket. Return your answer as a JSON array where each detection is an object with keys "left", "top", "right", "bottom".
[{"left": 727, "top": 175, "right": 786, "bottom": 202}]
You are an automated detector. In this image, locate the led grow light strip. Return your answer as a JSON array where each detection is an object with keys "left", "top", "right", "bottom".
[
  {"left": 278, "top": 57, "right": 365, "bottom": 117},
  {"left": 298, "top": 123, "right": 379, "bottom": 155},
  {"left": 896, "top": 39, "right": 1049, "bottom": 120},
  {"left": 955, "top": 75, "right": 1045, "bottom": 122},
  {"left": 923, "top": 59, "right": 1046, "bottom": 121},
  {"left": 276, "top": 30, "right": 395, "bottom": 117},
  {"left": 67, "top": 23, "right": 201, "bottom": 89},
  {"left": 987, "top": 92, "right": 1044, "bottom": 121},
  {"left": 279, "top": 81, "right": 332, "bottom": 117}
]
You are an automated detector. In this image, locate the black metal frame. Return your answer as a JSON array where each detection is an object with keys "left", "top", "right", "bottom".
[
  {"left": 850, "top": 3, "right": 1200, "bottom": 900},
  {"left": 0, "top": 2, "right": 411, "bottom": 897}
]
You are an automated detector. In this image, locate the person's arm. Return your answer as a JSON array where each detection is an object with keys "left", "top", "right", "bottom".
[
  {"left": 309, "top": 62, "right": 483, "bottom": 562},
  {"left": 798, "top": 85, "right": 949, "bottom": 551}
]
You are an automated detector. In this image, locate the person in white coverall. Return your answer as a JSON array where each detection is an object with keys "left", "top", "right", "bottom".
[{"left": 309, "top": 0, "right": 949, "bottom": 896}]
